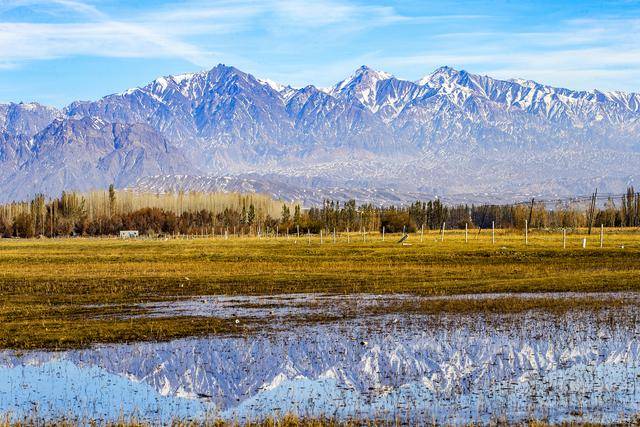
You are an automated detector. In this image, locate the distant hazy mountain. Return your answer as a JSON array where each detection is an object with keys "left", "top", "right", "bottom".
[
  {"left": 0, "top": 102, "right": 60, "bottom": 137},
  {"left": 1, "top": 64, "right": 639, "bottom": 204},
  {"left": 0, "top": 116, "right": 192, "bottom": 202}
]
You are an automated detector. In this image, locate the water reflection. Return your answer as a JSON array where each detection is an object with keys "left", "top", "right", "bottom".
[{"left": 1, "top": 296, "right": 640, "bottom": 424}]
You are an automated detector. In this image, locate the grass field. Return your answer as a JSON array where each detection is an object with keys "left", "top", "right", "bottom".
[{"left": 1, "top": 228, "right": 639, "bottom": 349}]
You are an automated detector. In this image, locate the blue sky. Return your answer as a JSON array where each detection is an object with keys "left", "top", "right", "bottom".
[{"left": 1, "top": 0, "right": 639, "bottom": 107}]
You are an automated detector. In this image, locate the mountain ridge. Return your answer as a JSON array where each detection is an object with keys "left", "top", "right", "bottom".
[{"left": 0, "top": 64, "right": 639, "bottom": 204}]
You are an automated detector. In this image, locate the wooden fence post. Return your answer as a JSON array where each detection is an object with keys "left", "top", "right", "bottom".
[{"left": 492, "top": 221, "right": 495, "bottom": 244}]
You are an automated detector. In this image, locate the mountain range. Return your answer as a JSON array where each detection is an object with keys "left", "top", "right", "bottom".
[{"left": 1, "top": 64, "right": 639, "bottom": 204}]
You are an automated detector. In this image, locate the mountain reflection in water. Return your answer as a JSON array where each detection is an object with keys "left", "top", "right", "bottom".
[{"left": 1, "top": 295, "right": 640, "bottom": 425}]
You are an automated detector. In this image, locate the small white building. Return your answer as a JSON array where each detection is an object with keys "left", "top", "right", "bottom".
[{"left": 119, "top": 230, "right": 139, "bottom": 239}]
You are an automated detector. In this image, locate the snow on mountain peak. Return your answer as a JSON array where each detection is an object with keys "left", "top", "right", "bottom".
[
  {"left": 16, "top": 102, "right": 39, "bottom": 112},
  {"left": 354, "top": 65, "right": 392, "bottom": 80},
  {"left": 6, "top": 63, "right": 640, "bottom": 204},
  {"left": 154, "top": 77, "right": 170, "bottom": 91},
  {"left": 333, "top": 66, "right": 392, "bottom": 93},
  {"left": 172, "top": 73, "right": 196, "bottom": 84},
  {"left": 509, "top": 78, "right": 541, "bottom": 89},
  {"left": 258, "top": 78, "right": 288, "bottom": 93},
  {"left": 330, "top": 65, "right": 394, "bottom": 109},
  {"left": 416, "top": 66, "right": 460, "bottom": 86}
]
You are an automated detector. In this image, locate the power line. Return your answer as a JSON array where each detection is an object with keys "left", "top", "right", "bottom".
[{"left": 513, "top": 192, "right": 634, "bottom": 207}]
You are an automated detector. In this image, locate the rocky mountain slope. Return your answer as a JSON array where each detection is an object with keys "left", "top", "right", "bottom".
[
  {"left": 1, "top": 64, "right": 639, "bottom": 204},
  {"left": 0, "top": 116, "right": 192, "bottom": 201}
]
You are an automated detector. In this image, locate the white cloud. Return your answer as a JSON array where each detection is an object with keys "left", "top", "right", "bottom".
[
  {"left": 3, "top": 0, "right": 639, "bottom": 93},
  {"left": 270, "top": 0, "right": 406, "bottom": 28},
  {"left": 0, "top": 0, "right": 417, "bottom": 68},
  {"left": 0, "top": 21, "right": 211, "bottom": 65},
  {"left": 0, "top": 0, "right": 216, "bottom": 66},
  {"left": 376, "top": 17, "right": 640, "bottom": 92},
  {"left": 0, "top": 0, "right": 106, "bottom": 19}
]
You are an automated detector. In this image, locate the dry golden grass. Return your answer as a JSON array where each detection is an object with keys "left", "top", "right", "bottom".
[
  {"left": 1, "top": 228, "right": 639, "bottom": 349},
  {"left": 1, "top": 413, "right": 626, "bottom": 427}
]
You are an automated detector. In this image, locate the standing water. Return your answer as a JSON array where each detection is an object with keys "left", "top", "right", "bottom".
[{"left": 1, "top": 294, "right": 640, "bottom": 425}]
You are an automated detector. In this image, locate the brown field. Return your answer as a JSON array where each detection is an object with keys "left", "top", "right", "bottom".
[{"left": 1, "top": 228, "right": 639, "bottom": 349}]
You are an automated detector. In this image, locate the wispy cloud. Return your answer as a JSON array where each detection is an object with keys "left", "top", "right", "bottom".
[
  {"left": 0, "top": 0, "right": 423, "bottom": 69},
  {"left": 0, "top": 21, "right": 211, "bottom": 65},
  {"left": 377, "top": 16, "right": 640, "bottom": 91},
  {"left": 0, "top": 0, "right": 215, "bottom": 66},
  {"left": 270, "top": 0, "right": 407, "bottom": 28},
  {"left": 2, "top": 0, "right": 639, "bottom": 99},
  {"left": 0, "top": 0, "right": 106, "bottom": 20}
]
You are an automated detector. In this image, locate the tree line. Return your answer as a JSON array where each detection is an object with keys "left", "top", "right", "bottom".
[{"left": 0, "top": 187, "right": 638, "bottom": 238}]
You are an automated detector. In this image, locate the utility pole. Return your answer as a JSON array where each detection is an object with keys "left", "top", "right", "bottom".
[
  {"left": 588, "top": 189, "right": 598, "bottom": 235},
  {"left": 528, "top": 198, "right": 535, "bottom": 229}
]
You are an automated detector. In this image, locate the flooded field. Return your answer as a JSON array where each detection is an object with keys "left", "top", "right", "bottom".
[{"left": 2, "top": 293, "right": 640, "bottom": 425}]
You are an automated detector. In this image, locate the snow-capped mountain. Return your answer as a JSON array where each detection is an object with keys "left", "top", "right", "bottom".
[
  {"left": 1, "top": 64, "right": 639, "bottom": 203},
  {"left": 0, "top": 102, "right": 60, "bottom": 137}
]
